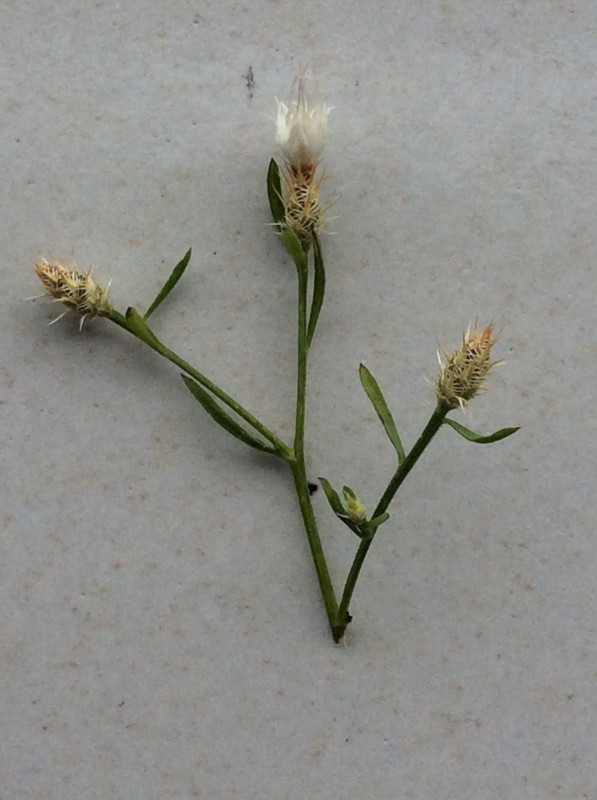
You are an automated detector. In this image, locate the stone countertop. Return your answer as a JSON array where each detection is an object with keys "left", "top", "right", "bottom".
[{"left": 2, "top": 2, "right": 595, "bottom": 798}]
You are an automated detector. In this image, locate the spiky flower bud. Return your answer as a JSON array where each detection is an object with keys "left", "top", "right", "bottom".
[
  {"left": 436, "top": 324, "right": 502, "bottom": 410},
  {"left": 282, "top": 173, "right": 325, "bottom": 237},
  {"left": 342, "top": 488, "right": 367, "bottom": 524},
  {"left": 274, "top": 73, "right": 330, "bottom": 239},
  {"left": 35, "top": 259, "right": 112, "bottom": 329}
]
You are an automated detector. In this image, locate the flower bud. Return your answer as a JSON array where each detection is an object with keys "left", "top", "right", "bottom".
[
  {"left": 274, "top": 73, "right": 330, "bottom": 240},
  {"left": 35, "top": 259, "right": 112, "bottom": 329},
  {"left": 282, "top": 173, "right": 325, "bottom": 238},
  {"left": 342, "top": 488, "right": 367, "bottom": 524},
  {"left": 436, "top": 323, "right": 501, "bottom": 410}
]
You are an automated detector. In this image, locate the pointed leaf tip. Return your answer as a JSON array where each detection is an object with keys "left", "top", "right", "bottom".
[
  {"left": 365, "top": 512, "right": 390, "bottom": 530},
  {"left": 267, "top": 159, "right": 285, "bottom": 225},
  {"left": 144, "top": 248, "right": 192, "bottom": 320},
  {"left": 359, "top": 364, "right": 406, "bottom": 462},
  {"left": 318, "top": 477, "right": 345, "bottom": 516},
  {"left": 306, "top": 233, "right": 326, "bottom": 349},
  {"left": 443, "top": 418, "right": 520, "bottom": 444},
  {"left": 182, "top": 375, "right": 278, "bottom": 456}
]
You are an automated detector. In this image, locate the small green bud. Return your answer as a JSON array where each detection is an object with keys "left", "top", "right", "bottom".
[{"left": 342, "top": 488, "right": 366, "bottom": 524}]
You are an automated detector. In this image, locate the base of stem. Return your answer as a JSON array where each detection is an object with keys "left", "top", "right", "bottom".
[{"left": 331, "top": 612, "right": 352, "bottom": 643}]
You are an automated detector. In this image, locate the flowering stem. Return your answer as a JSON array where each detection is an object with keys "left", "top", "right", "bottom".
[
  {"left": 291, "top": 257, "right": 339, "bottom": 636},
  {"left": 334, "top": 404, "right": 449, "bottom": 640},
  {"left": 106, "top": 309, "right": 290, "bottom": 456},
  {"left": 109, "top": 293, "right": 342, "bottom": 633}
]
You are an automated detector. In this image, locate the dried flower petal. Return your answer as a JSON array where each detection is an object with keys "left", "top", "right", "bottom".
[{"left": 275, "top": 76, "right": 330, "bottom": 177}]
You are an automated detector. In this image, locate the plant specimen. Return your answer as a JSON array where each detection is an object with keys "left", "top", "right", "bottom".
[{"left": 34, "top": 75, "right": 518, "bottom": 642}]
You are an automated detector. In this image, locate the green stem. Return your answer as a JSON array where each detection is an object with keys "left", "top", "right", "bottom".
[
  {"left": 106, "top": 308, "right": 289, "bottom": 455},
  {"left": 335, "top": 404, "right": 449, "bottom": 639},
  {"left": 291, "top": 260, "right": 339, "bottom": 636}
]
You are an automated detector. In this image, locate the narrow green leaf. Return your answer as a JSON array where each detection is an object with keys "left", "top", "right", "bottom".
[
  {"left": 144, "top": 249, "right": 192, "bottom": 320},
  {"left": 281, "top": 229, "right": 308, "bottom": 271},
  {"left": 125, "top": 307, "right": 162, "bottom": 348},
  {"left": 342, "top": 485, "right": 357, "bottom": 501},
  {"left": 182, "top": 375, "right": 278, "bottom": 455},
  {"left": 364, "top": 512, "right": 390, "bottom": 531},
  {"left": 267, "top": 158, "right": 285, "bottom": 225},
  {"left": 359, "top": 364, "right": 406, "bottom": 463},
  {"left": 318, "top": 477, "right": 345, "bottom": 516},
  {"left": 319, "top": 479, "right": 367, "bottom": 537},
  {"left": 443, "top": 418, "right": 520, "bottom": 444},
  {"left": 306, "top": 233, "right": 326, "bottom": 348}
]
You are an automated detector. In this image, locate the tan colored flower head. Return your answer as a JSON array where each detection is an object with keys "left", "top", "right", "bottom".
[
  {"left": 35, "top": 259, "right": 112, "bottom": 329},
  {"left": 436, "top": 323, "right": 502, "bottom": 410},
  {"left": 282, "top": 171, "right": 325, "bottom": 237}
]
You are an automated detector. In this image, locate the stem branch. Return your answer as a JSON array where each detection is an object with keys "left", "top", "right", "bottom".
[
  {"left": 107, "top": 309, "right": 289, "bottom": 455},
  {"left": 335, "top": 405, "right": 449, "bottom": 639},
  {"left": 292, "top": 260, "right": 339, "bottom": 636}
]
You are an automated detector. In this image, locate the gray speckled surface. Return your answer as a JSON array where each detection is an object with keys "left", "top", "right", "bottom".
[{"left": 2, "top": 2, "right": 596, "bottom": 798}]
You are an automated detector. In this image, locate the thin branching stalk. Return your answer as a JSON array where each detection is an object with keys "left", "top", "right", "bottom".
[
  {"left": 290, "top": 258, "right": 339, "bottom": 635},
  {"left": 334, "top": 405, "right": 449, "bottom": 640},
  {"left": 107, "top": 309, "right": 290, "bottom": 456}
]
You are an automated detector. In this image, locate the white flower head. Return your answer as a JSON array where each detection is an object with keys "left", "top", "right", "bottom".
[{"left": 275, "top": 76, "right": 330, "bottom": 174}]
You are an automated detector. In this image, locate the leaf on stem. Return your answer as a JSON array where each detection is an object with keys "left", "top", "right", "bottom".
[
  {"left": 443, "top": 418, "right": 520, "bottom": 444},
  {"left": 281, "top": 228, "right": 308, "bottom": 272},
  {"left": 125, "top": 307, "right": 163, "bottom": 348},
  {"left": 182, "top": 375, "right": 279, "bottom": 456},
  {"left": 353, "top": 511, "right": 391, "bottom": 542},
  {"left": 267, "top": 159, "right": 285, "bottom": 225},
  {"left": 362, "top": 512, "right": 390, "bottom": 532},
  {"left": 144, "top": 249, "right": 192, "bottom": 320},
  {"left": 342, "top": 485, "right": 357, "bottom": 500},
  {"left": 306, "top": 232, "right": 326, "bottom": 349},
  {"left": 318, "top": 477, "right": 345, "bottom": 516},
  {"left": 359, "top": 364, "right": 406, "bottom": 463},
  {"left": 319, "top": 478, "right": 374, "bottom": 539}
]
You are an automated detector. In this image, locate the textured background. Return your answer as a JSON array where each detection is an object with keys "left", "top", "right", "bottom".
[{"left": 2, "top": 1, "right": 596, "bottom": 798}]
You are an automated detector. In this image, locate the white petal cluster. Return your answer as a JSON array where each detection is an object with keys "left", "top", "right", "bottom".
[{"left": 275, "top": 80, "right": 330, "bottom": 170}]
